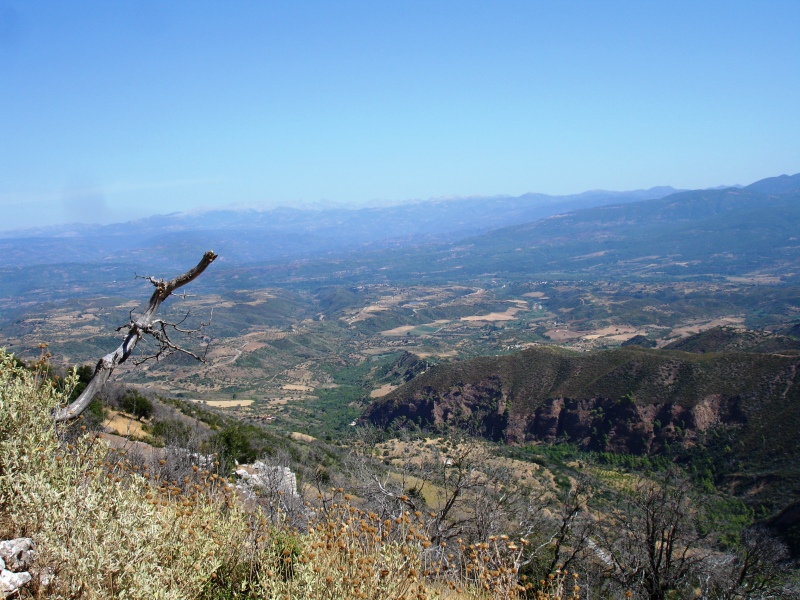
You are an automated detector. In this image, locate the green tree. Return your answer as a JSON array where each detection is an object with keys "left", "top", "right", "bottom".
[
  {"left": 119, "top": 390, "right": 154, "bottom": 420},
  {"left": 211, "top": 423, "right": 275, "bottom": 465}
]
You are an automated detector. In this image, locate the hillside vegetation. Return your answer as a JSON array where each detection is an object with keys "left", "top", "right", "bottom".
[
  {"left": 7, "top": 350, "right": 794, "bottom": 598},
  {"left": 0, "top": 350, "right": 580, "bottom": 599},
  {"left": 363, "top": 342, "right": 800, "bottom": 513}
]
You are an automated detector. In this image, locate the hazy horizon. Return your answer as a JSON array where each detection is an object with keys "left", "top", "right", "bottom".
[
  {"left": 2, "top": 1, "right": 798, "bottom": 230},
  {"left": 0, "top": 180, "right": 731, "bottom": 235}
]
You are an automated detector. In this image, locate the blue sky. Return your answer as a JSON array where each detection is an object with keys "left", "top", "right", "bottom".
[{"left": 1, "top": 1, "right": 798, "bottom": 230}]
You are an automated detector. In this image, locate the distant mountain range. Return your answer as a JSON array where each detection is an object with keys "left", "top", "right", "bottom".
[
  {"left": 351, "top": 172, "right": 800, "bottom": 284},
  {"left": 0, "top": 172, "right": 797, "bottom": 298},
  {"left": 0, "top": 186, "right": 683, "bottom": 269}
]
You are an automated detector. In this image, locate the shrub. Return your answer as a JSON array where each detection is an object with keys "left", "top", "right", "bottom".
[
  {"left": 0, "top": 351, "right": 251, "bottom": 598},
  {"left": 210, "top": 423, "right": 275, "bottom": 465},
  {"left": 120, "top": 390, "right": 154, "bottom": 420}
]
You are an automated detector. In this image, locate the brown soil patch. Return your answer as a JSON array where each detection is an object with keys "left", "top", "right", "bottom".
[
  {"left": 381, "top": 325, "right": 417, "bottom": 336},
  {"left": 583, "top": 325, "right": 644, "bottom": 341},
  {"left": 99, "top": 433, "right": 164, "bottom": 458},
  {"left": 203, "top": 399, "right": 254, "bottom": 408},
  {"left": 264, "top": 397, "right": 300, "bottom": 406},
  {"left": 727, "top": 276, "right": 783, "bottom": 284},
  {"left": 362, "top": 347, "right": 404, "bottom": 355},
  {"left": 460, "top": 307, "right": 520, "bottom": 322},
  {"left": 345, "top": 302, "right": 396, "bottom": 323},
  {"left": 370, "top": 384, "right": 397, "bottom": 398},
  {"left": 241, "top": 342, "right": 265, "bottom": 352},
  {"left": 413, "top": 350, "right": 457, "bottom": 358},
  {"left": 670, "top": 316, "right": 745, "bottom": 339},
  {"left": 571, "top": 250, "right": 608, "bottom": 260},
  {"left": 545, "top": 329, "right": 583, "bottom": 342},
  {"left": 282, "top": 384, "right": 314, "bottom": 392}
]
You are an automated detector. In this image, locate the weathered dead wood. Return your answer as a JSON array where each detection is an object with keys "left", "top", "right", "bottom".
[{"left": 55, "top": 251, "right": 217, "bottom": 422}]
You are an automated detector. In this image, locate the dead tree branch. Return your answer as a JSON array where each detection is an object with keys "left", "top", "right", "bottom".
[{"left": 55, "top": 250, "right": 218, "bottom": 422}]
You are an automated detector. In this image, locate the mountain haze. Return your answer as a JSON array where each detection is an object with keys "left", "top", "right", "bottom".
[{"left": 0, "top": 187, "right": 680, "bottom": 270}]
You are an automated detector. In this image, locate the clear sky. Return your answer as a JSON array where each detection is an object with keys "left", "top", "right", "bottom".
[{"left": 1, "top": 1, "right": 798, "bottom": 230}]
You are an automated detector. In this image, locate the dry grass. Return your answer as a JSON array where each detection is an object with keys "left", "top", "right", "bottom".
[
  {"left": 0, "top": 349, "right": 578, "bottom": 599},
  {"left": 103, "top": 409, "right": 148, "bottom": 437},
  {"left": 460, "top": 308, "right": 520, "bottom": 322},
  {"left": 256, "top": 491, "right": 576, "bottom": 600},
  {"left": 543, "top": 329, "right": 584, "bottom": 342},
  {"left": 382, "top": 324, "right": 428, "bottom": 336}
]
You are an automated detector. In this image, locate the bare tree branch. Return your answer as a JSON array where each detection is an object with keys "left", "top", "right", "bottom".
[{"left": 55, "top": 250, "right": 218, "bottom": 422}]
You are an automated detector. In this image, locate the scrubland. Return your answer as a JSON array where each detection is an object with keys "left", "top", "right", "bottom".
[{"left": 0, "top": 350, "right": 575, "bottom": 599}]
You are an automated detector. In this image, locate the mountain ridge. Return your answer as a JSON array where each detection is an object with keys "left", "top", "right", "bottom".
[{"left": 1, "top": 186, "right": 683, "bottom": 239}]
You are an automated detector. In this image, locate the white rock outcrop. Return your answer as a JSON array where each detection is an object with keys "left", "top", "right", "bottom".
[
  {"left": 1, "top": 569, "right": 31, "bottom": 597},
  {"left": 235, "top": 462, "right": 298, "bottom": 499},
  {"left": 0, "top": 539, "right": 34, "bottom": 572},
  {"left": 0, "top": 538, "right": 35, "bottom": 598}
]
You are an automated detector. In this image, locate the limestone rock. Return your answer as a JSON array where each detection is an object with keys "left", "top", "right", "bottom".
[
  {"left": 0, "top": 538, "right": 35, "bottom": 598},
  {"left": 235, "top": 462, "right": 298, "bottom": 498},
  {"left": 1, "top": 569, "right": 31, "bottom": 597},
  {"left": 0, "top": 538, "right": 35, "bottom": 572}
]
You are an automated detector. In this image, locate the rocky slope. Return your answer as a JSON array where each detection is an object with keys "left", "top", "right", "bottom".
[{"left": 362, "top": 344, "right": 800, "bottom": 457}]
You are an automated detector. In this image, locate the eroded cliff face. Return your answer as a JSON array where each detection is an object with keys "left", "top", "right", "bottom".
[
  {"left": 362, "top": 345, "right": 800, "bottom": 456},
  {"left": 365, "top": 377, "right": 509, "bottom": 441},
  {"left": 509, "top": 393, "right": 745, "bottom": 453},
  {"left": 364, "top": 377, "right": 747, "bottom": 453}
]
